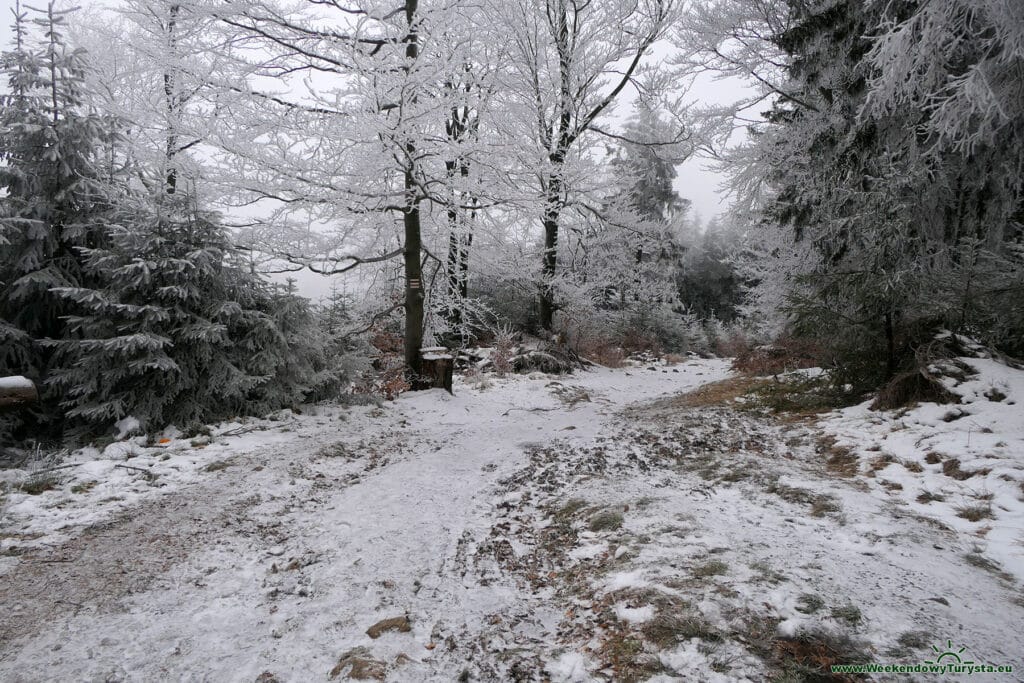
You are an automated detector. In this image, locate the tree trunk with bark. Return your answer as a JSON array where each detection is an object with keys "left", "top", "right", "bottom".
[
  {"left": 539, "top": 172, "right": 562, "bottom": 332},
  {"left": 403, "top": 0, "right": 427, "bottom": 387}
]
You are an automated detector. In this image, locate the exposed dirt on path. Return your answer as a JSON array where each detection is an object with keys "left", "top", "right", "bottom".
[
  {"left": 1, "top": 478, "right": 247, "bottom": 644},
  {"left": 1, "top": 362, "right": 1021, "bottom": 682}
]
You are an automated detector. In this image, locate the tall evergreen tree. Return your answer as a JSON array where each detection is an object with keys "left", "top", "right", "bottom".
[
  {"left": 754, "top": 0, "right": 1023, "bottom": 384},
  {"left": 0, "top": 1, "right": 116, "bottom": 439},
  {"left": 598, "top": 105, "right": 689, "bottom": 308}
]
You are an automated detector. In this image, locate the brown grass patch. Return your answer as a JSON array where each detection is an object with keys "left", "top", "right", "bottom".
[
  {"left": 956, "top": 505, "right": 994, "bottom": 522},
  {"left": 585, "top": 344, "right": 627, "bottom": 368},
  {"left": 642, "top": 613, "right": 721, "bottom": 648},
  {"left": 20, "top": 475, "right": 59, "bottom": 496},
  {"left": 732, "top": 336, "right": 823, "bottom": 375},
  {"left": 774, "top": 632, "right": 868, "bottom": 681},
  {"left": 738, "top": 613, "right": 868, "bottom": 682},
  {"left": 671, "top": 376, "right": 766, "bottom": 408},
  {"left": 810, "top": 497, "right": 842, "bottom": 516},
  {"left": 329, "top": 647, "right": 386, "bottom": 680},
  {"left": 596, "top": 621, "right": 668, "bottom": 681},
  {"left": 867, "top": 454, "right": 894, "bottom": 474},
  {"left": 826, "top": 446, "right": 859, "bottom": 478},
  {"left": 941, "top": 458, "right": 990, "bottom": 481}
]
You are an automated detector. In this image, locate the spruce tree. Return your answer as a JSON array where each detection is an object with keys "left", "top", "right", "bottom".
[
  {"left": 0, "top": 1, "right": 115, "bottom": 440},
  {"left": 48, "top": 195, "right": 277, "bottom": 437},
  {"left": 761, "top": 0, "right": 1023, "bottom": 383}
]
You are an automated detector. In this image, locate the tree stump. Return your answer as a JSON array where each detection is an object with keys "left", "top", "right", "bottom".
[
  {"left": 0, "top": 376, "right": 38, "bottom": 413},
  {"left": 419, "top": 347, "right": 454, "bottom": 394}
]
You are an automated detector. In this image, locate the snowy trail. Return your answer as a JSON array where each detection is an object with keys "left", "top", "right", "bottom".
[
  {"left": 483, "top": 397, "right": 1024, "bottom": 681},
  {"left": 0, "top": 361, "right": 732, "bottom": 682},
  {"left": 3, "top": 358, "right": 1023, "bottom": 681}
]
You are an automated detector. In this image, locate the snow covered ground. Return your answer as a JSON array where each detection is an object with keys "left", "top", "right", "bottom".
[
  {"left": 820, "top": 356, "right": 1024, "bottom": 582},
  {"left": 1, "top": 357, "right": 1022, "bottom": 682}
]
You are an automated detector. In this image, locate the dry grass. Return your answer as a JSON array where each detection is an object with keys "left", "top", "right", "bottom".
[
  {"left": 642, "top": 613, "right": 721, "bottom": 648},
  {"left": 585, "top": 344, "right": 627, "bottom": 368},
  {"left": 774, "top": 631, "right": 869, "bottom": 681},
  {"left": 555, "top": 498, "right": 589, "bottom": 521},
  {"left": 671, "top": 376, "right": 767, "bottom": 408},
  {"left": 588, "top": 509, "right": 625, "bottom": 532},
  {"left": 20, "top": 475, "right": 59, "bottom": 496},
  {"left": 731, "top": 336, "right": 823, "bottom": 375},
  {"left": 963, "top": 551, "right": 1013, "bottom": 582},
  {"left": 941, "top": 458, "right": 990, "bottom": 481},
  {"left": 70, "top": 481, "right": 97, "bottom": 494},
  {"left": 692, "top": 559, "right": 729, "bottom": 578},
  {"left": 750, "top": 561, "right": 788, "bottom": 585},
  {"left": 825, "top": 443, "right": 859, "bottom": 478},
  {"left": 738, "top": 613, "right": 869, "bottom": 682},
  {"left": 810, "top": 497, "right": 842, "bottom": 516},
  {"left": 830, "top": 604, "right": 862, "bottom": 625},
  {"left": 957, "top": 504, "right": 994, "bottom": 522},
  {"left": 795, "top": 594, "right": 825, "bottom": 614},
  {"left": 594, "top": 616, "right": 668, "bottom": 681},
  {"left": 871, "top": 370, "right": 959, "bottom": 411},
  {"left": 867, "top": 454, "right": 894, "bottom": 474},
  {"left": 328, "top": 647, "right": 386, "bottom": 680}
]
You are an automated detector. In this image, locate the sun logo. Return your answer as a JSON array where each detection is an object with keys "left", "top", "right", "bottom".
[{"left": 924, "top": 640, "right": 975, "bottom": 666}]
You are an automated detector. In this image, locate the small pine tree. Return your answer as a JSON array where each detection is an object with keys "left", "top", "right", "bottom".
[
  {"left": 48, "top": 195, "right": 276, "bottom": 437},
  {"left": 242, "top": 279, "right": 328, "bottom": 411},
  {"left": 49, "top": 193, "right": 350, "bottom": 438}
]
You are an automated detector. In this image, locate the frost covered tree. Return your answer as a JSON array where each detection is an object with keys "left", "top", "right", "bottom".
[
  {"left": 679, "top": 0, "right": 1024, "bottom": 383},
  {"left": 205, "top": 0, "right": 505, "bottom": 385},
  {"left": 604, "top": 104, "right": 690, "bottom": 305},
  {"left": 768, "top": 0, "right": 1024, "bottom": 379},
  {"left": 47, "top": 195, "right": 337, "bottom": 438},
  {"left": 862, "top": 0, "right": 1024, "bottom": 356},
  {"left": 0, "top": 1, "right": 117, "bottom": 439},
  {"left": 494, "top": 0, "right": 683, "bottom": 332},
  {"left": 47, "top": 197, "right": 261, "bottom": 435},
  {"left": 534, "top": 100, "right": 703, "bottom": 353},
  {"left": 0, "top": 2, "right": 346, "bottom": 442},
  {"left": 677, "top": 216, "right": 744, "bottom": 323}
]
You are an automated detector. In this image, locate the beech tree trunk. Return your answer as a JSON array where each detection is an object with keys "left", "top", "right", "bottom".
[
  {"left": 404, "top": 178, "right": 425, "bottom": 384},
  {"left": 163, "top": 3, "right": 181, "bottom": 195},
  {"left": 538, "top": 167, "right": 564, "bottom": 332},
  {"left": 403, "top": 0, "right": 426, "bottom": 387}
]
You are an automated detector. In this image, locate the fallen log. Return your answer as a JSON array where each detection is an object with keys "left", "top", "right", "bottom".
[{"left": 0, "top": 376, "right": 39, "bottom": 412}]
